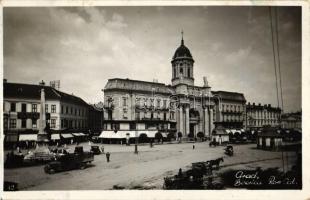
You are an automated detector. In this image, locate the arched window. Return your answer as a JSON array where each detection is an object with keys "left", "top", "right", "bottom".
[
  {"left": 188, "top": 68, "right": 190, "bottom": 77},
  {"left": 180, "top": 67, "right": 183, "bottom": 74},
  {"left": 174, "top": 68, "right": 176, "bottom": 78}
]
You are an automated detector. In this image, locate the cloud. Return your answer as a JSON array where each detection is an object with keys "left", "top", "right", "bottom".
[{"left": 4, "top": 7, "right": 301, "bottom": 112}]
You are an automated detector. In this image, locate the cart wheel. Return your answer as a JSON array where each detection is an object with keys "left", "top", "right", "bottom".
[{"left": 49, "top": 168, "right": 55, "bottom": 174}]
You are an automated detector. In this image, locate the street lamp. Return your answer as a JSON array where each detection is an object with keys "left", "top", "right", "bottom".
[{"left": 277, "top": 129, "right": 285, "bottom": 173}]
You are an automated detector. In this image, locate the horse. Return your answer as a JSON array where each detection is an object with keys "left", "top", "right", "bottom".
[
  {"left": 207, "top": 157, "right": 224, "bottom": 170},
  {"left": 209, "top": 141, "right": 219, "bottom": 147}
]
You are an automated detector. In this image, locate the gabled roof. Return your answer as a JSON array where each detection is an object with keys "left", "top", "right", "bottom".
[{"left": 4, "top": 82, "right": 89, "bottom": 106}]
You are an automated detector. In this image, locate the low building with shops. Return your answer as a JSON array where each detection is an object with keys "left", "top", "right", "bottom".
[
  {"left": 257, "top": 127, "right": 284, "bottom": 151},
  {"left": 3, "top": 80, "right": 90, "bottom": 148},
  {"left": 100, "top": 34, "right": 247, "bottom": 143},
  {"left": 246, "top": 102, "right": 281, "bottom": 130}
]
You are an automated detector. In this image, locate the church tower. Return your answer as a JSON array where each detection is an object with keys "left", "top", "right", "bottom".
[{"left": 171, "top": 31, "right": 194, "bottom": 86}]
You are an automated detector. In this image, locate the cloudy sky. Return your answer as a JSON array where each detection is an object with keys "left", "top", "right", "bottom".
[{"left": 4, "top": 6, "right": 301, "bottom": 112}]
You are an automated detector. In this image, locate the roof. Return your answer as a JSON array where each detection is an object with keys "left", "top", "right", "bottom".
[
  {"left": 257, "top": 127, "right": 284, "bottom": 137},
  {"left": 211, "top": 91, "right": 246, "bottom": 102},
  {"left": 4, "top": 82, "right": 89, "bottom": 106},
  {"left": 104, "top": 78, "right": 173, "bottom": 95},
  {"left": 172, "top": 38, "right": 194, "bottom": 62},
  {"left": 282, "top": 112, "right": 301, "bottom": 121},
  {"left": 246, "top": 102, "right": 281, "bottom": 112}
]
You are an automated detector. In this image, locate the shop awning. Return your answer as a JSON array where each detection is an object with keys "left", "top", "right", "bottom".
[
  {"left": 99, "top": 130, "right": 159, "bottom": 139},
  {"left": 225, "top": 129, "right": 231, "bottom": 134},
  {"left": 51, "top": 134, "right": 60, "bottom": 140},
  {"left": 19, "top": 134, "right": 37, "bottom": 141},
  {"left": 99, "top": 131, "right": 121, "bottom": 139},
  {"left": 61, "top": 133, "right": 74, "bottom": 139},
  {"left": 72, "top": 133, "right": 85, "bottom": 137},
  {"left": 138, "top": 130, "right": 157, "bottom": 138},
  {"left": 161, "top": 132, "right": 168, "bottom": 138}
]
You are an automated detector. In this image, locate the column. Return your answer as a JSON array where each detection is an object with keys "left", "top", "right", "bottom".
[
  {"left": 179, "top": 106, "right": 183, "bottom": 135},
  {"left": 185, "top": 106, "right": 189, "bottom": 136},
  {"left": 204, "top": 108, "right": 209, "bottom": 137},
  {"left": 209, "top": 108, "right": 214, "bottom": 138}
]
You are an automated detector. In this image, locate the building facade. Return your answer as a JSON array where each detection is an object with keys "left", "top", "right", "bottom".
[
  {"left": 3, "top": 81, "right": 90, "bottom": 144},
  {"left": 245, "top": 102, "right": 281, "bottom": 130},
  {"left": 102, "top": 35, "right": 246, "bottom": 140},
  {"left": 281, "top": 111, "right": 301, "bottom": 129}
]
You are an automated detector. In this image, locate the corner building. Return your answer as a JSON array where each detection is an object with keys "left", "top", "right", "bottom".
[{"left": 102, "top": 36, "right": 246, "bottom": 140}]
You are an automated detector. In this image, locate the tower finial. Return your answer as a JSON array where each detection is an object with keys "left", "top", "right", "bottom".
[{"left": 181, "top": 30, "right": 184, "bottom": 45}]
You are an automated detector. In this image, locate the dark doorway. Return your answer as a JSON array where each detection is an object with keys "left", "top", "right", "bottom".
[{"left": 190, "top": 124, "right": 195, "bottom": 135}]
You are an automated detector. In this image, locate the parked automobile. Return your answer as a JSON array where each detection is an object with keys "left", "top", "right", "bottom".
[
  {"left": 44, "top": 146, "right": 94, "bottom": 174},
  {"left": 90, "top": 145, "right": 101, "bottom": 155},
  {"left": 4, "top": 152, "right": 24, "bottom": 168}
]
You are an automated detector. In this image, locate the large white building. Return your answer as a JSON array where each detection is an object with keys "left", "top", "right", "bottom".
[
  {"left": 3, "top": 80, "right": 90, "bottom": 147},
  {"left": 101, "top": 35, "right": 246, "bottom": 141}
]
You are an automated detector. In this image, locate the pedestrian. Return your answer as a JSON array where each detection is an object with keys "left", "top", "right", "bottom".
[
  {"left": 193, "top": 144, "right": 195, "bottom": 150},
  {"left": 106, "top": 152, "right": 110, "bottom": 162},
  {"left": 100, "top": 146, "right": 104, "bottom": 154},
  {"left": 88, "top": 141, "right": 91, "bottom": 146}
]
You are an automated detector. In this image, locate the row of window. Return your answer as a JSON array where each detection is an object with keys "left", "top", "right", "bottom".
[
  {"left": 122, "top": 97, "right": 169, "bottom": 109},
  {"left": 249, "top": 119, "right": 279, "bottom": 126},
  {"left": 221, "top": 104, "right": 243, "bottom": 112},
  {"left": 60, "top": 119, "right": 87, "bottom": 129},
  {"left": 61, "top": 105, "right": 87, "bottom": 117},
  {"left": 8, "top": 102, "right": 56, "bottom": 113},
  {"left": 8, "top": 118, "right": 57, "bottom": 129},
  {"left": 223, "top": 115, "right": 243, "bottom": 121},
  {"left": 248, "top": 111, "right": 279, "bottom": 119}
]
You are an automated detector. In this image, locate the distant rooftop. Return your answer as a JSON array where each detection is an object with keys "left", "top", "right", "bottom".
[
  {"left": 104, "top": 78, "right": 173, "bottom": 95},
  {"left": 4, "top": 81, "right": 89, "bottom": 106}
]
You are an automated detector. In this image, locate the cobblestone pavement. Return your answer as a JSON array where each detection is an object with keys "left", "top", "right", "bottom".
[{"left": 4, "top": 142, "right": 296, "bottom": 190}]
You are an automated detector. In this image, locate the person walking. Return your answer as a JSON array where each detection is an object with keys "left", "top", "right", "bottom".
[
  {"left": 106, "top": 152, "right": 110, "bottom": 162},
  {"left": 100, "top": 146, "right": 104, "bottom": 154}
]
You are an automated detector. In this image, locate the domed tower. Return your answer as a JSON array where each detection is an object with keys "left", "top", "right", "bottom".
[{"left": 171, "top": 31, "right": 194, "bottom": 86}]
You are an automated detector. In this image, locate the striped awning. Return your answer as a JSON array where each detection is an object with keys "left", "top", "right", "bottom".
[
  {"left": 51, "top": 134, "right": 60, "bottom": 140},
  {"left": 61, "top": 133, "right": 74, "bottom": 139},
  {"left": 19, "top": 134, "right": 37, "bottom": 141}
]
